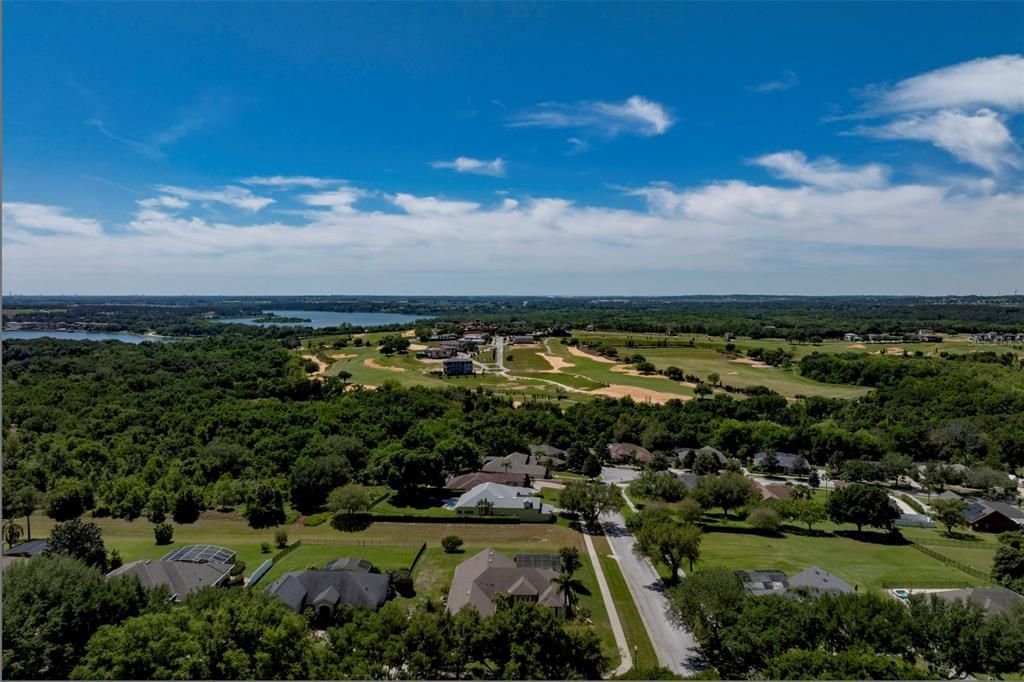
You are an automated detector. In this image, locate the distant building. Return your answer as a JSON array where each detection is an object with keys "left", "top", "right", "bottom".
[
  {"left": 739, "top": 566, "right": 854, "bottom": 597},
  {"left": 843, "top": 333, "right": 862, "bottom": 342},
  {"left": 420, "top": 346, "right": 455, "bottom": 359},
  {"left": 931, "top": 586, "right": 1024, "bottom": 617},
  {"left": 752, "top": 451, "right": 809, "bottom": 475},
  {"left": 675, "top": 446, "right": 727, "bottom": 468},
  {"left": 481, "top": 452, "right": 550, "bottom": 479},
  {"left": 446, "top": 548, "right": 564, "bottom": 616},
  {"left": 510, "top": 335, "right": 536, "bottom": 345},
  {"left": 608, "top": 442, "right": 654, "bottom": 465},
  {"left": 528, "top": 444, "right": 567, "bottom": 468},
  {"left": 451, "top": 482, "right": 552, "bottom": 519},
  {"left": 445, "top": 471, "right": 534, "bottom": 490},
  {"left": 443, "top": 357, "right": 474, "bottom": 376},
  {"left": 962, "top": 499, "right": 1024, "bottom": 533}
]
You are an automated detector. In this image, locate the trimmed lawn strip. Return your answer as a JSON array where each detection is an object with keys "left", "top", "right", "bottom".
[
  {"left": 590, "top": 533, "right": 658, "bottom": 669},
  {"left": 258, "top": 543, "right": 421, "bottom": 587}
]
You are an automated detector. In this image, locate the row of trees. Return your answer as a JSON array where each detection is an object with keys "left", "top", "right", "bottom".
[
  {"left": 2, "top": 555, "right": 607, "bottom": 680},
  {"left": 668, "top": 568, "right": 1024, "bottom": 679}
]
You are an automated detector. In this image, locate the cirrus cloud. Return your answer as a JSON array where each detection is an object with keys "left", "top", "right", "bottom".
[{"left": 509, "top": 95, "right": 674, "bottom": 137}]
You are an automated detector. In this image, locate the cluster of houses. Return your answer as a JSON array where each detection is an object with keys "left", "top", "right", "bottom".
[
  {"left": 970, "top": 331, "right": 1024, "bottom": 344},
  {"left": 842, "top": 329, "right": 943, "bottom": 343},
  {"left": 441, "top": 445, "right": 566, "bottom": 520}
]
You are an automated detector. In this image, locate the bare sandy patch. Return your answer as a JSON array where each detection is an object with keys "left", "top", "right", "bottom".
[
  {"left": 538, "top": 353, "right": 574, "bottom": 372},
  {"left": 408, "top": 343, "right": 427, "bottom": 351},
  {"left": 401, "top": 329, "right": 416, "bottom": 338},
  {"left": 610, "top": 364, "right": 666, "bottom": 379},
  {"left": 566, "top": 346, "right": 617, "bottom": 363},
  {"left": 885, "top": 347, "right": 906, "bottom": 356},
  {"left": 727, "top": 371, "right": 739, "bottom": 375},
  {"left": 512, "top": 400, "right": 523, "bottom": 408},
  {"left": 846, "top": 343, "right": 866, "bottom": 349},
  {"left": 363, "top": 358, "right": 406, "bottom": 373},
  {"left": 329, "top": 353, "right": 357, "bottom": 359},
  {"left": 730, "top": 357, "right": 771, "bottom": 368},
  {"left": 590, "top": 384, "right": 691, "bottom": 404},
  {"left": 301, "top": 354, "right": 329, "bottom": 378}
]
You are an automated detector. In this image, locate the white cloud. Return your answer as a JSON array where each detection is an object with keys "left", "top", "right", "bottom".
[
  {"left": 751, "top": 151, "right": 890, "bottom": 190},
  {"left": 138, "top": 196, "right": 190, "bottom": 209},
  {"left": 240, "top": 176, "right": 340, "bottom": 188},
  {"left": 863, "top": 54, "right": 1024, "bottom": 114},
  {"left": 300, "top": 188, "right": 364, "bottom": 215},
  {"left": 509, "top": 95, "right": 673, "bottom": 137},
  {"left": 750, "top": 70, "right": 800, "bottom": 94},
  {"left": 566, "top": 137, "right": 590, "bottom": 155},
  {"left": 3, "top": 202, "right": 102, "bottom": 237},
  {"left": 154, "top": 185, "right": 273, "bottom": 212},
  {"left": 430, "top": 157, "right": 506, "bottom": 177},
  {"left": 853, "top": 109, "right": 1021, "bottom": 174},
  {"left": 390, "top": 193, "right": 480, "bottom": 216}
]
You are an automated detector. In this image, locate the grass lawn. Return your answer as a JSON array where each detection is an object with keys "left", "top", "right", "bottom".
[
  {"left": 256, "top": 542, "right": 422, "bottom": 587},
  {"left": 371, "top": 489, "right": 458, "bottom": 518},
  {"left": 697, "top": 519, "right": 993, "bottom": 590},
  {"left": 504, "top": 346, "right": 557, "bottom": 372}
]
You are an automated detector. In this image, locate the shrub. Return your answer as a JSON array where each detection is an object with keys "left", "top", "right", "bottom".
[
  {"left": 153, "top": 522, "right": 174, "bottom": 545},
  {"left": 389, "top": 567, "right": 415, "bottom": 598},
  {"left": 261, "top": 542, "right": 272, "bottom": 554},
  {"left": 107, "top": 548, "right": 123, "bottom": 570},
  {"left": 274, "top": 528, "right": 289, "bottom": 549},
  {"left": 441, "top": 535, "right": 464, "bottom": 553},
  {"left": 747, "top": 506, "right": 781, "bottom": 533}
]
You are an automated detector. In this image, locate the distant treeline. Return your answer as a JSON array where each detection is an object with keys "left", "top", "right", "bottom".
[
  {"left": 3, "top": 336, "right": 1022, "bottom": 531},
  {"left": 5, "top": 295, "right": 1024, "bottom": 340}
]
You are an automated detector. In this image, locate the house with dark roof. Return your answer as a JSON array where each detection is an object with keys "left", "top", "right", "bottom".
[
  {"left": 528, "top": 444, "right": 567, "bottom": 468},
  {"left": 446, "top": 548, "right": 564, "bottom": 617},
  {"left": 738, "top": 566, "right": 854, "bottom": 597},
  {"left": 267, "top": 568, "right": 390, "bottom": 619},
  {"left": 757, "top": 482, "right": 795, "bottom": 501},
  {"left": 675, "top": 472, "right": 704, "bottom": 492},
  {"left": 108, "top": 559, "right": 233, "bottom": 602},
  {"left": 675, "top": 446, "right": 727, "bottom": 468},
  {"left": 962, "top": 499, "right": 1024, "bottom": 533},
  {"left": 325, "top": 557, "right": 376, "bottom": 572},
  {"left": 752, "top": 451, "right": 809, "bottom": 475},
  {"left": 446, "top": 471, "right": 533, "bottom": 490},
  {"left": 481, "top": 452, "right": 549, "bottom": 479},
  {"left": 3, "top": 539, "right": 48, "bottom": 557},
  {"left": 932, "top": 586, "right": 1024, "bottom": 617},
  {"left": 608, "top": 443, "right": 653, "bottom": 465}
]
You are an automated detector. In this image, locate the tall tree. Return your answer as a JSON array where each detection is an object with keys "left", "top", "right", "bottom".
[
  {"left": 44, "top": 518, "right": 108, "bottom": 569},
  {"left": 930, "top": 498, "right": 968, "bottom": 536},
  {"left": 826, "top": 483, "right": 899, "bottom": 533}
]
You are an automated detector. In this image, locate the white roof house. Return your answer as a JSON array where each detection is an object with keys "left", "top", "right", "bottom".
[{"left": 452, "top": 482, "right": 551, "bottom": 515}]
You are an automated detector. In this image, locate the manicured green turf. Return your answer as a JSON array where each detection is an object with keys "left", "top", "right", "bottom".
[
  {"left": 697, "top": 520, "right": 992, "bottom": 590},
  {"left": 504, "top": 346, "right": 556, "bottom": 372},
  {"left": 371, "top": 490, "right": 458, "bottom": 518},
  {"left": 257, "top": 543, "right": 422, "bottom": 587}
]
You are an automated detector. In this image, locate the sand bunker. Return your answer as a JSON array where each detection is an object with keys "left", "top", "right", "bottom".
[
  {"left": 401, "top": 330, "right": 416, "bottom": 338},
  {"left": 847, "top": 344, "right": 866, "bottom": 349},
  {"left": 408, "top": 343, "right": 427, "bottom": 351},
  {"left": 885, "top": 347, "right": 906, "bottom": 355},
  {"left": 329, "top": 353, "right": 357, "bottom": 359},
  {"left": 539, "top": 353, "right": 574, "bottom": 372},
  {"left": 301, "top": 354, "right": 329, "bottom": 378},
  {"left": 610, "top": 364, "right": 666, "bottom": 379},
  {"left": 590, "top": 384, "right": 691, "bottom": 404},
  {"left": 730, "top": 357, "right": 771, "bottom": 368},
  {"left": 363, "top": 358, "right": 406, "bottom": 372},
  {"left": 567, "top": 346, "right": 617, "bottom": 363}
]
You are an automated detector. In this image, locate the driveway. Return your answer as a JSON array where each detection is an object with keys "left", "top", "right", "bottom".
[
  {"left": 601, "top": 511, "right": 705, "bottom": 675},
  {"left": 602, "top": 466, "right": 641, "bottom": 485}
]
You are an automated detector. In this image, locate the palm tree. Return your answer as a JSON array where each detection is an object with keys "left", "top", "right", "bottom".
[
  {"left": 550, "top": 571, "right": 585, "bottom": 618},
  {"left": 476, "top": 499, "right": 494, "bottom": 516}
]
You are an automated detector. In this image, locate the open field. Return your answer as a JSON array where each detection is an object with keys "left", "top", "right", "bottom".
[{"left": 695, "top": 520, "right": 994, "bottom": 590}]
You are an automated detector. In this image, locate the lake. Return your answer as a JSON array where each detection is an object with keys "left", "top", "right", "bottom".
[
  {"left": 218, "top": 309, "right": 430, "bottom": 328},
  {"left": 3, "top": 330, "right": 170, "bottom": 343}
]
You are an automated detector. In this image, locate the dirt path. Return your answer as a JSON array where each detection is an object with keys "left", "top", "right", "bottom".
[
  {"left": 591, "top": 385, "right": 691, "bottom": 404},
  {"left": 567, "top": 346, "right": 617, "bottom": 363},
  {"left": 363, "top": 358, "right": 406, "bottom": 372}
]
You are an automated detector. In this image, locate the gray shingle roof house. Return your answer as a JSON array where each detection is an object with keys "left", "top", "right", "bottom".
[
  {"left": 675, "top": 446, "right": 727, "bottom": 467},
  {"left": 962, "top": 499, "right": 1024, "bottom": 533},
  {"left": 3, "top": 539, "right": 49, "bottom": 557},
  {"left": 752, "top": 451, "right": 809, "bottom": 474},
  {"left": 608, "top": 442, "right": 653, "bottom": 465},
  {"left": 787, "top": 566, "right": 855, "bottom": 594},
  {"left": 325, "top": 557, "right": 375, "bottom": 572},
  {"left": 267, "top": 568, "right": 390, "bottom": 617},
  {"left": 738, "top": 566, "right": 853, "bottom": 596},
  {"left": 108, "top": 559, "right": 233, "bottom": 602},
  {"left": 676, "top": 472, "right": 703, "bottom": 491},
  {"left": 452, "top": 482, "right": 552, "bottom": 519},
  {"left": 481, "top": 453, "right": 549, "bottom": 479},
  {"left": 446, "top": 548, "right": 564, "bottom": 616},
  {"left": 528, "top": 444, "right": 567, "bottom": 467},
  {"left": 932, "top": 586, "right": 1024, "bottom": 617}
]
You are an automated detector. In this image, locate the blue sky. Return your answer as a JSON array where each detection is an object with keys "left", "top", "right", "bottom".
[{"left": 4, "top": 2, "right": 1023, "bottom": 295}]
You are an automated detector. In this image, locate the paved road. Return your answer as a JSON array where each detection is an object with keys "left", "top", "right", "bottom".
[
  {"left": 601, "top": 511, "right": 704, "bottom": 675},
  {"left": 581, "top": 530, "right": 633, "bottom": 676}
]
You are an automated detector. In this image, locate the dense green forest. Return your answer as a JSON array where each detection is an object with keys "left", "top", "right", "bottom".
[
  {"left": 6, "top": 294, "right": 1024, "bottom": 339},
  {"left": 3, "top": 335, "right": 1021, "bottom": 525}
]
